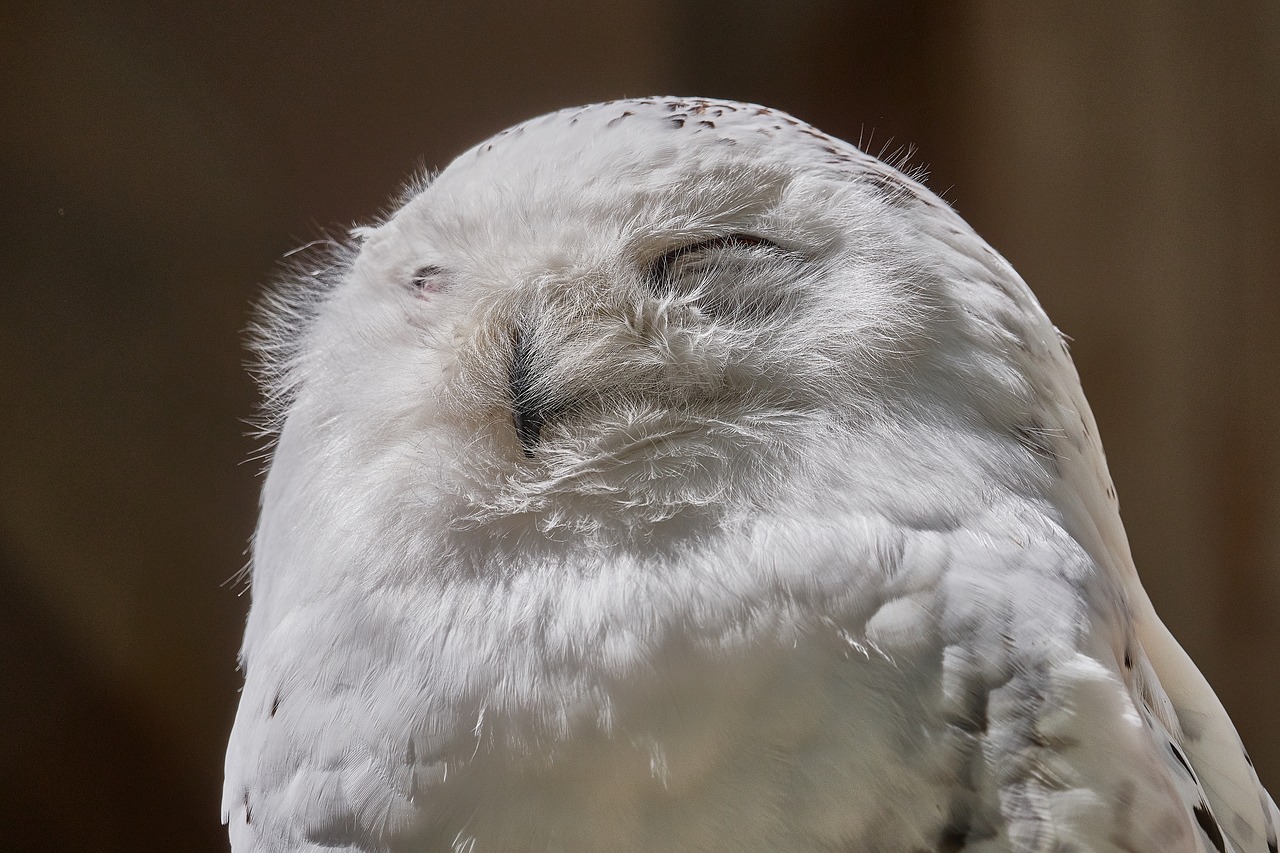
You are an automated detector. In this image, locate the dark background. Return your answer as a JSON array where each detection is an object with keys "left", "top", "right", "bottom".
[{"left": 2, "top": 3, "right": 1277, "bottom": 850}]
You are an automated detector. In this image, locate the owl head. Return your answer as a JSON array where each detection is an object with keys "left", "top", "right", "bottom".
[{"left": 256, "top": 97, "right": 1110, "bottom": 564}]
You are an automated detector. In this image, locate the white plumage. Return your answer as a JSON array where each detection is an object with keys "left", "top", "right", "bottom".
[{"left": 224, "top": 97, "right": 1277, "bottom": 852}]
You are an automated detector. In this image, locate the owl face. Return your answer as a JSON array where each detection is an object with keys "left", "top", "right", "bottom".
[{"left": 267, "top": 98, "right": 1062, "bottom": 549}]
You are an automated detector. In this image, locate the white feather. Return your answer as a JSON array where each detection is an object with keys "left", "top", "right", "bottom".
[{"left": 224, "top": 97, "right": 1275, "bottom": 852}]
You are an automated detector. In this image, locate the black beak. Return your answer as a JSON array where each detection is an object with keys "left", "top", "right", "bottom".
[{"left": 509, "top": 329, "right": 542, "bottom": 457}]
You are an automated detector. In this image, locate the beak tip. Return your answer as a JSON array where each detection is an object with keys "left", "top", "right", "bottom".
[{"left": 513, "top": 411, "right": 541, "bottom": 458}]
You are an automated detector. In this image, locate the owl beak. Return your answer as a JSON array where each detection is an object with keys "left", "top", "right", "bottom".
[{"left": 509, "top": 329, "right": 542, "bottom": 458}]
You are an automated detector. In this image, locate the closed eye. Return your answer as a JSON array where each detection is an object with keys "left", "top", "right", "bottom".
[
  {"left": 409, "top": 265, "right": 450, "bottom": 295},
  {"left": 644, "top": 233, "right": 799, "bottom": 322},
  {"left": 646, "top": 234, "right": 782, "bottom": 285}
]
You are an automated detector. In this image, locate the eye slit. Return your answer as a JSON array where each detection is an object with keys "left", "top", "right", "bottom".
[
  {"left": 646, "top": 234, "right": 780, "bottom": 285},
  {"left": 409, "top": 265, "right": 449, "bottom": 294}
]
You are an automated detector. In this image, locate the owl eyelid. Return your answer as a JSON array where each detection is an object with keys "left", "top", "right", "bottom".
[
  {"left": 646, "top": 233, "right": 782, "bottom": 282},
  {"left": 409, "top": 265, "right": 450, "bottom": 294}
]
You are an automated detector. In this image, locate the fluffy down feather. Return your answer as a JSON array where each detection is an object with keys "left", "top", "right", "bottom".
[{"left": 224, "top": 97, "right": 1277, "bottom": 852}]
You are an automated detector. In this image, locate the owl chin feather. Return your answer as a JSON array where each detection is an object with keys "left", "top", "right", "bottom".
[{"left": 224, "top": 97, "right": 1277, "bottom": 853}]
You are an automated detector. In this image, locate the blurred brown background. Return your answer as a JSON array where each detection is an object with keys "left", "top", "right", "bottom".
[{"left": 2, "top": 3, "right": 1277, "bottom": 850}]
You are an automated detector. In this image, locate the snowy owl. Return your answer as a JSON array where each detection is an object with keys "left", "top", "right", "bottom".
[{"left": 223, "top": 97, "right": 1277, "bottom": 852}]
